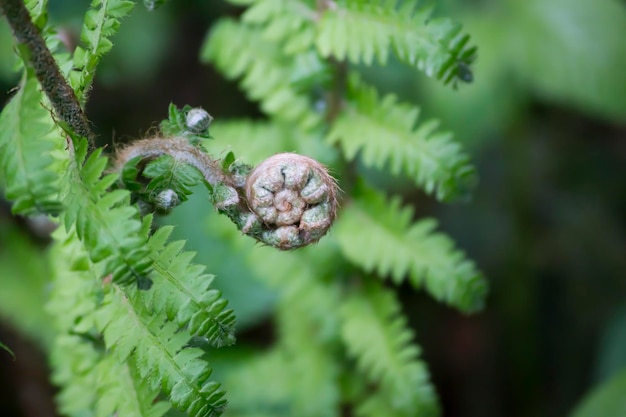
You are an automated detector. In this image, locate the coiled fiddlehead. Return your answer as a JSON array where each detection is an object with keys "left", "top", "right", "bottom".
[
  {"left": 113, "top": 105, "right": 338, "bottom": 250},
  {"left": 245, "top": 153, "right": 337, "bottom": 249}
]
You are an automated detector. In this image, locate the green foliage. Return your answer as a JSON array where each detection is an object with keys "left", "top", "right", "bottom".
[
  {"left": 328, "top": 75, "right": 476, "bottom": 201},
  {"left": 335, "top": 184, "right": 486, "bottom": 313},
  {"left": 143, "top": 226, "right": 237, "bottom": 347},
  {"left": 47, "top": 226, "right": 168, "bottom": 417},
  {"left": 202, "top": 18, "right": 323, "bottom": 128},
  {"left": 315, "top": 0, "right": 475, "bottom": 86},
  {"left": 61, "top": 140, "right": 152, "bottom": 285},
  {"left": 341, "top": 282, "right": 438, "bottom": 417},
  {"left": 71, "top": 0, "right": 135, "bottom": 102},
  {"left": 0, "top": 0, "right": 488, "bottom": 416},
  {"left": 0, "top": 72, "right": 65, "bottom": 215},
  {"left": 98, "top": 285, "right": 227, "bottom": 417},
  {"left": 199, "top": 0, "right": 486, "bottom": 413}
]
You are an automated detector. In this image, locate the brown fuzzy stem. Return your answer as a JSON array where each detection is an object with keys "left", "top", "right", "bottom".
[
  {"left": 115, "top": 137, "right": 232, "bottom": 188},
  {"left": 0, "top": 0, "right": 93, "bottom": 142}
]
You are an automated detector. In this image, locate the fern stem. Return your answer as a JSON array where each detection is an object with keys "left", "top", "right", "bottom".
[
  {"left": 0, "top": 0, "right": 93, "bottom": 142},
  {"left": 115, "top": 137, "right": 232, "bottom": 188}
]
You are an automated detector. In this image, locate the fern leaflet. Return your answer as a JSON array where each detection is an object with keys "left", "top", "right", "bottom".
[
  {"left": 48, "top": 227, "right": 167, "bottom": 417},
  {"left": 143, "top": 226, "right": 237, "bottom": 347},
  {"left": 97, "top": 355, "right": 172, "bottom": 417},
  {"left": 70, "top": 0, "right": 135, "bottom": 102},
  {"left": 240, "top": 0, "right": 316, "bottom": 54},
  {"left": 316, "top": 0, "right": 476, "bottom": 86},
  {"left": 61, "top": 139, "right": 151, "bottom": 285},
  {"left": 201, "top": 19, "right": 322, "bottom": 128},
  {"left": 340, "top": 281, "right": 439, "bottom": 417},
  {"left": 97, "top": 284, "right": 227, "bottom": 417},
  {"left": 328, "top": 75, "right": 476, "bottom": 201},
  {"left": 335, "top": 185, "right": 487, "bottom": 313},
  {"left": 0, "top": 72, "right": 66, "bottom": 215}
]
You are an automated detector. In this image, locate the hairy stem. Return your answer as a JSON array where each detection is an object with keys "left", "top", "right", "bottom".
[
  {"left": 0, "top": 0, "right": 93, "bottom": 142},
  {"left": 115, "top": 137, "right": 233, "bottom": 188}
]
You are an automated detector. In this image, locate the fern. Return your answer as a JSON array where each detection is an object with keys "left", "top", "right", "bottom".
[
  {"left": 202, "top": 18, "right": 323, "bottom": 128},
  {"left": 61, "top": 139, "right": 152, "bottom": 285},
  {"left": 142, "top": 226, "right": 237, "bottom": 347},
  {"left": 0, "top": 71, "right": 66, "bottom": 215},
  {"left": 316, "top": 0, "right": 475, "bottom": 86},
  {"left": 97, "top": 284, "right": 227, "bottom": 417},
  {"left": 240, "top": 0, "right": 316, "bottom": 55},
  {"left": 0, "top": 0, "right": 490, "bottom": 416},
  {"left": 335, "top": 184, "right": 487, "bottom": 313},
  {"left": 340, "top": 281, "right": 439, "bottom": 417},
  {"left": 70, "top": 0, "right": 135, "bottom": 102},
  {"left": 97, "top": 355, "right": 172, "bottom": 417},
  {"left": 328, "top": 75, "right": 476, "bottom": 201},
  {"left": 47, "top": 226, "right": 167, "bottom": 417}
]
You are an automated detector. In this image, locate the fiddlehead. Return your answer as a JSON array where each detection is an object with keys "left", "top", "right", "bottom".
[
  {"left": 113, "top": 104, "right": 338, "bottom": 250},
  {"left": 245, "top": 153, "right": 337, "bottom": 249}
]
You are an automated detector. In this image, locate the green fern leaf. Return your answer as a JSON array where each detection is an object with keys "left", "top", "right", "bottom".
[
  {"left": 328, "top": 76, "right": 476, "bottom": 201},
  {"left": 97, "top": 355, "right": 172, "bottom": 417},
  {"left": 143, "top": 226, "right": 237, "bottom": 347},
  {"left": 201, "top": 19, "right": 322, "bottom": 128},
  {"left": 335, "top": 185, "right": 487, "bottom": 313},
  {"left": 61, "top": 139, "right": 152, "bottom": 285},
  {"left": 70, "top": 0, "right": 135, "bottom": 102},
  {"left": 0, "top": 72, "right": 66, "bottom": 215},
  {"left": 316, "top": 0, "right": 476, "bottom": 86},
  {"left": 340, "top": 282, "right": 439, "bottom": 417},
  {"left": 241, "top": 0, "right": 316, "bottom": 54},
  {"left": 98, "top": 284, "right": 227, "bottom": 417},
  {"left": 48, "top": 227, "right": 167, "bottom": 417}
]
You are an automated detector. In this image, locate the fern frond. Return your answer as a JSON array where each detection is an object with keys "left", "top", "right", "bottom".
[
  {"left": 50, "top": 334, "right": 101, "bottom": 416},
  {"left": 70, "top": 0, "right": 135, "bottom": 102},
  {"left": 97, "top": 355, "right": 172, "bottom": 417},
  {"left": 24, "top": 0, "right": 49, "bottom": 28},
  {"left": 335, "top": 185, "right": 487, "bottom": 313},
  {"left": 316, "top": 0, "right": 476, "bottom": 86},
  {"left": 142, "top": 226, "right": 237, "bottom": 347},
  {"left": 275, "top": 299, "right": 340, "bottom": 417},
  {"left": 340, "top": 281, "right": 439, "bottom": 417},
  {"left": 328, "top": 76, "right": 476, "bottom": 201},
  {"left": 98, "top": 284, "right": 227, "bottom": 417},
  {"left": 201, "top": 19, "right": 322, "bottom": 128},
  {"left": 48, "top": 226, "right": 167, "bottom": 417},
  {"left": 241, "top": 0, "right": 316, "bottom": 54},
  {"left": 0, "top": 72, "right": 66, "bottom": 215},
  {"left": 61, "top": 139, "right": 151, "bottom": 285}
]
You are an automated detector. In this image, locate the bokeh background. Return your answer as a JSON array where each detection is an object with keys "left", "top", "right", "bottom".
[{"left": 1, "top": 0, "right": 625, "bottom": 416}]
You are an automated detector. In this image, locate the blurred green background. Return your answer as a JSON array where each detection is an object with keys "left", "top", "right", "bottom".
[{"left": 1, "top": 0, "right": 625, "bottom": 416}]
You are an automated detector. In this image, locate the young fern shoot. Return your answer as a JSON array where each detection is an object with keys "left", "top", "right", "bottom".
[{"left": 0, "top": 0, "right": 489, "bottom": 416}]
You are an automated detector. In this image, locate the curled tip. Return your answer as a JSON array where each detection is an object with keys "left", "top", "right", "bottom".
[{"left": 245, "top": 153, "right": 338, "bottom": 250}]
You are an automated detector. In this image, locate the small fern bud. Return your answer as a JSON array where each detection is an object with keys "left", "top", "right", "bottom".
[
  {"left": 245, "top": 153, "right": 338, "bottom": 250},
  {"left": 154, "top": 189, "right": 179, "bottom": 212},
  {"left": 185, "top": 108, "right": 213, "bottom": 134}
]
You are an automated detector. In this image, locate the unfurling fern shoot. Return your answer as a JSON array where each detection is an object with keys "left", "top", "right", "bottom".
[{"left": 0, "top": 0, "right": 488, "bottom": 417}]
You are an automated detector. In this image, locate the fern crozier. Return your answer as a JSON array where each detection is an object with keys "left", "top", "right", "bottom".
[{"left": 245, "top": 153, "right": 338, "bottom": 249}]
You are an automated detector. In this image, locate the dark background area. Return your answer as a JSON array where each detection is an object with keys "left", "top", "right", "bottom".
[{"left": 1, "top": 0, "right": 625, "bottom": 417}]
